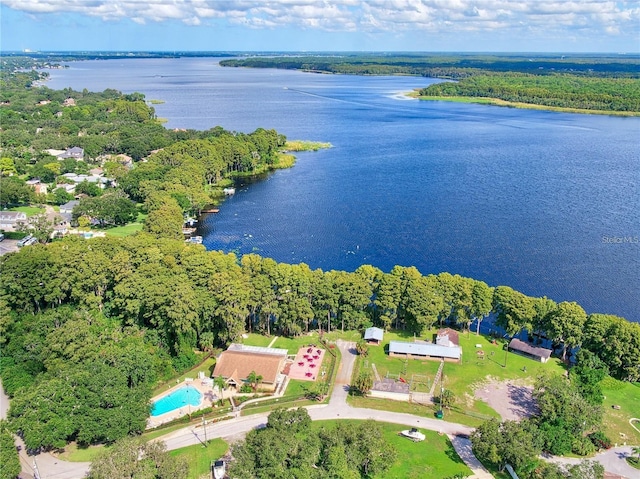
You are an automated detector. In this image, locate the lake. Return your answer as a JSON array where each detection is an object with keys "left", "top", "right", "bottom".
[{"left": 46, "top": 57, "right": 640, "bottom": 322}]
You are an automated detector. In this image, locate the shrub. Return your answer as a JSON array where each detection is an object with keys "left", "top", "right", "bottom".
[
  {"left": 588, "top": 431, "right": 612, "bottom": 450},
  {"left": 572, "top": 435, "right": 596, "bottom": 456}
]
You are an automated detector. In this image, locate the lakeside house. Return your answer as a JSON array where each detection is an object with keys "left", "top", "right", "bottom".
[
  {"left": 389, "top": 339, "right": 462, "bottom": 362},
  {"left": 212, "top": 344, "right": 288, "bottom": 391},
  {"left": 508, "top": 339, "right": 552, "bottom": 363},
  {"left": 364, "top": 327, "right": 384, "bottom": 345}
]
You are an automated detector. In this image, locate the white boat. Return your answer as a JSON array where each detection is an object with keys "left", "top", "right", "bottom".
[
  {"left": 212, "top": 459, "right": 225, "bottom": 479},
  {"left": 223, "top": 187, "right": 235, "bottom": 195},
  {"left": 400, "top": 428, "right": 425, "bottom": 442}
]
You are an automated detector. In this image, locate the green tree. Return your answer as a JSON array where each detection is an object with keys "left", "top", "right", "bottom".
[
  {"left": 88, "top": 436, "right": 188, "bottom": 479},
  {"left": 213, "top": 376, "right": 227, "bottom": 403},
  {"left": 440, "top": 388, "right": 456, "bottom": 409},
  {"left": 567, "top": 460, "right": 604, "bottom": 479},
  {"left": 351, "top": 370, "right": 374, "bottom": 396},
  {"left": 471, "top": 280, "right": 493, "bottom": 335},
  {"left": 492, "top": 286, "right": 536, "bottom": 337},
  {"left": 0, "top": 157, "right": 17, "bottom": 176},
  {"left": 142, "top": 195, "right": 183, "bottom": 240},
  {"left": 544, "top": 302, "right": 587, "bottom": 361},
  {"left": 16, "top": 212, "right": 59, "bottom": 243},
  {"left": 0, "top": 421, "right": 21, "bottom": 479},
  {"left": 246, "top": 370, "right": 263, "bottom": 392},
  {"left": 50, "top": 186, "right": 74, "bottom": 205},
  {"left": 355, "top": 339, "right": 369, "bottom": 357},
  {"left": 0, "top": 176, "right": 33, "bottom": 206},
  {"left": 75, "top": 180, "right": 103, "bottom": 197}
]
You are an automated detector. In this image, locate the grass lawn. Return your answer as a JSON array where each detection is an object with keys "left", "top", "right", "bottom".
[
  {"left": 600, "top": 379, "right": 640, "bottom": 445},
  {"left": 272, "top": 333, "right": 323, "bottom": 354},
  {"left": 351, "top": 328, "right": 564, "bottom": 421},
  {"left": 103, "top": 222, "right": 144, "bottom": 237},
  {"left": 8, "top": 205, "right": 45, "bottom": 216},
  {"left": 238, "top": 333, "right": 275, "bottom": 347},
  {"left": 311, "top": 420, "right": 472, "bottom": 479},
  {"left": 101, "top": 212, "right": 147, "bottom": 237},
  {"left": 56, "top": 442, "right": 110, "bottom": 462},
  {"left": 168, "top": 439, "right": 228, "bottom": 479}
]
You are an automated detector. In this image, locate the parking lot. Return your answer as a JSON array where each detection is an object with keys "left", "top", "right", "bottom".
[{"left": 0, "top": 239, "right": 19, "bottom": 256}]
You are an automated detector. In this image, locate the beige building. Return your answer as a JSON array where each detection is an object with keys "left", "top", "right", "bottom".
[{"left": 212, "top": 344, "right": 288, "bottom": 391}]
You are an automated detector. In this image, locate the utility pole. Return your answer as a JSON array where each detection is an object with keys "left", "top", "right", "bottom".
[
  {"left": 33, "top": 458, "right": 41, "bottom": 479},
  {"left": 202, "top": 416, "right": 208, "bottom": 445}
]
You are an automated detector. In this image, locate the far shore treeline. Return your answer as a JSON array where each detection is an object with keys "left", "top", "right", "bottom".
[
  {"left": 221, "top": 53, "right": 640, "bottom": 114},
  {"left": 1, "top": 55, "right": 639, "bottom": 453}
]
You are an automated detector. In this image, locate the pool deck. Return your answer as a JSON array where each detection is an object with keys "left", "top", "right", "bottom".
[{"left": 147, "top": 378, "right": 220, "bottom": 428}]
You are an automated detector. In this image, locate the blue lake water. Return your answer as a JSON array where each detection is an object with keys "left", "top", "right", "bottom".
[
  {"left": 151, "top": 385, "right": 202, "bottom": 416},
  {"left": 47, "top": 58, "right": 640, "bottom": 322}
]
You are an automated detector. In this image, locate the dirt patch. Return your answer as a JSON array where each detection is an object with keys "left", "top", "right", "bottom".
[{"left": 474, "top": 379, "right": 538, "bottom": 421}]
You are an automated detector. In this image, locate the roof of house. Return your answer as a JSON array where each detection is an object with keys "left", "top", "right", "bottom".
[
  {"left": 0, "top": 211, "right": 27, "bottom": 221},
  {"left": 60, "top": 200, "right": 79, "bottom": 212},
  {"left": 364, "top": 327, "right": 384, "bottom": 341},
  {"left": 389, "top": 340, "right": 462, "bottom": 360},
  {"left": 508, "top": 339, "right": 552, "bottom": 359},
  {"left": 212, "top": 345, "right": 287, "bottom": 385},
  {"left": 436, "top": 328, "right": 460, "bottom": 347}
]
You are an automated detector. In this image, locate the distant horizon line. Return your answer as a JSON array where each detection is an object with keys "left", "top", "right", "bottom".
[{"left": 4, "top": 50, "right": 639, "bottom": 56}]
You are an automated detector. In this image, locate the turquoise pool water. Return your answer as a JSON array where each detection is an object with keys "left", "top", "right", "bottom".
[{"left": 151, "top": 385, "right": 202, "bottom": 416}]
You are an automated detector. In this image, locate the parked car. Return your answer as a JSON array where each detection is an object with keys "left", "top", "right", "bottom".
[{"left": 17, "top": 234, "right": 34, "bottom": 247}]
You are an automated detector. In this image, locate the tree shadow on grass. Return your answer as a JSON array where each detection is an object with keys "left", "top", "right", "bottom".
[{"left": 444, "top": 439, "right": 467, "bottom": 465}]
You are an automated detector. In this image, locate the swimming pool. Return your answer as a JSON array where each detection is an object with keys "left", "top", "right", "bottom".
[{"left": 151, "top": 385, "right": 202, "bottom": 416}]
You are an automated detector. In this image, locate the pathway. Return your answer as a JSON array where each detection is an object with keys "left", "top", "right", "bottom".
[
  {"left": 266, "top": 336, "right": 278, "bottom": 348},
  {"left": 545, "top": 447, "right": 638, "bottom": 479}
]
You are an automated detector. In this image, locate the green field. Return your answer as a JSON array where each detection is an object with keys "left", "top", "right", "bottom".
[
  {"left": 310, "top": 420, "right": 472, "bottom": 479},
  {"left": 8, "top": 205, "right": 45, "bottom": 216},
  {"left": 103, "top": 222, "right": 144, "bottom": 237},
  {"left": 239, "top": 333, "right": 274, "bottom": 347},
  {"left": 168, "top": 439, "right": 228, "bottom": 479},
  {"left": 55, "top": 442, "right": 111, "bottom": 463},
  {"left": 600, "top": 379, "right": 640, "bottom": 444}
]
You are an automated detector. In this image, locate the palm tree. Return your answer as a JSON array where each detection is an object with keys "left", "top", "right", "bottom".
[
  {"left": 246, "top": 370, "right": 263, "bottom": 392},
  {"left": 213, "top": 376, "right": 227, "bottom": 404}
]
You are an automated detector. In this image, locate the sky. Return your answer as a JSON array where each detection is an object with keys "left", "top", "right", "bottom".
[{"left": 1, "top": 0, "right": 639, "bottom": 53}]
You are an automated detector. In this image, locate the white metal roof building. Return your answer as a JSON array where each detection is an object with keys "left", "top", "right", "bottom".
[{"left": 389, "top": 340, "right": 462, "bottom": 361}]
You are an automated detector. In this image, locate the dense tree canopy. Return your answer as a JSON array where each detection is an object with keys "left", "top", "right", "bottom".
[{"left": 230, "top": 408, "right": 396, "bottom": 479}]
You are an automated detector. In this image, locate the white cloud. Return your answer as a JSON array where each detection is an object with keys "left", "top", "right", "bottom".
[{"left": 1, "top": 0, "right": 638, "bottom": 37}]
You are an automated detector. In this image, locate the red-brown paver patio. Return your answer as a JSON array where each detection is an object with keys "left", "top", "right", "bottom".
[{"left": 287, "top": 346, "right": 326, "bottom": 381}]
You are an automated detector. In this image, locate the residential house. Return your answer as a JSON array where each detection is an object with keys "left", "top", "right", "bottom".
[
  {"left": 0, "top": 211, "right": 27, "bottom": 231},
  {"left": 58, "top": 147, "right": 84, "bottom": 160},
  {"left": 25, "top": 179, "right": 48, "bottom": 195},
  {"left": 59, "top": 200, "right": 79, "bottom": 224},
  {"left": 212, "top": 344, "right": 288, "bottom": 391}
]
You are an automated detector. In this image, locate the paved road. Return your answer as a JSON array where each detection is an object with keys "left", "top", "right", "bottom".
[{"left": 545, "top": 446, "right": 638, "bottom": 479}]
